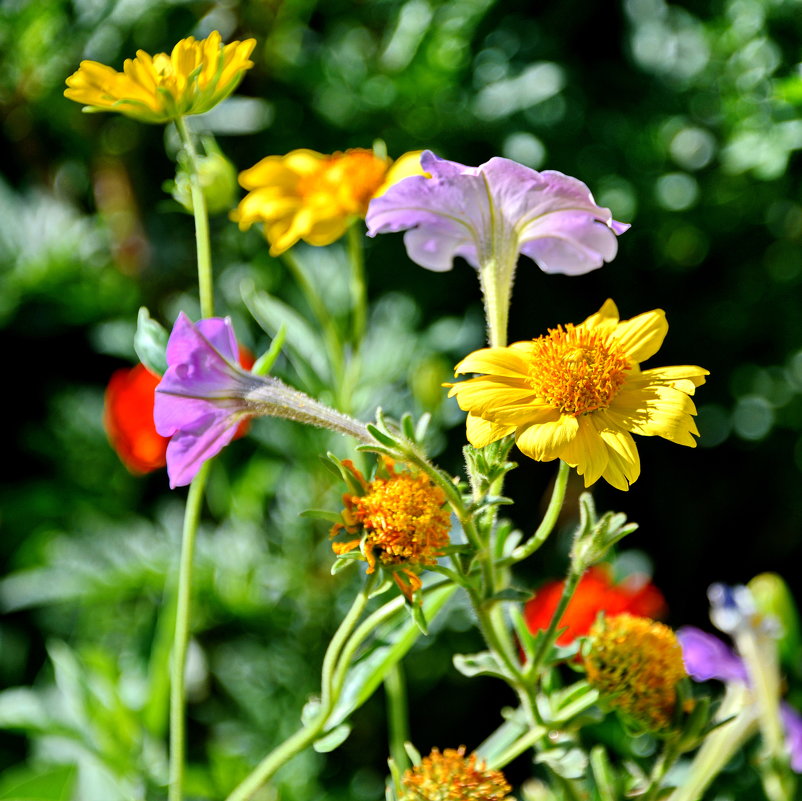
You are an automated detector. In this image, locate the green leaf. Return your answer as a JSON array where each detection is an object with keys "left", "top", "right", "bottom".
[
  {"left": 327, "top": 584, "right": 457, "bottom": 729},
  {"left": 313, "top": 723, "right": 351, "bottom": 753},
  {"left": 367, "top": 423, "right": 399, "bottom": 449},
  {"left": 452, "top": 651, "right": 511, "bottom": 681},
  {"left": 133, "top": 307, "right": 168, "bottom": 376},
  {"left": 409, "top": 602, "right": 428, "bottom": 635},
  {"left": 251, "top": 323, "right": 287, "bottom": 376},
  {"left": 589, "top": 746, "right": 619, "bottom": 801},
  {"left": 300, "top": 509, "right": 343, "bottom": 524},
  {"left": 0, "top": 764, "right": 76, "bottom": 801},
  {"left": 488, "top": 587, "right": 533, "bottom": 603}
]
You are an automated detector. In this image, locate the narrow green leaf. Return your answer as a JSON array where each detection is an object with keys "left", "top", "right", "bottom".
[
  {"left": 367, "top": 423, "right": 399, "bottom": 449},
  {"left": 313, "top": 723, "right": 351, "bottom": 753},
  {"left": 300, "top": 509, "right": 343, "bottom": 524},
  {"left": 251, "top": 323, "right": 287, "bottom": 376}
]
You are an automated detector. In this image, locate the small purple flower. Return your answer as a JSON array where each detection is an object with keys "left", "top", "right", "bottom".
[
  {"left": 155, "top": 313, "right": 257, "bottom": 488},
  {"left": 366, "top": 150, "right": 628, "bottom": 275},
  {"left": 678, "top": 625, "right": 802, "bottom": 773},
  {"left": 154, "top": 313, "right": 373, "bottom": 489}
]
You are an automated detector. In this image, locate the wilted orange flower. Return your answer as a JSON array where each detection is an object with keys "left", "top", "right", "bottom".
[
  {"left": 584, "top": 613, "right": 687, "bottom": 731},
  {"left": 401, "top": 746, "right": 513, "bottom": 801},
  {"left": 524, "top": 565, "right": 666, "bottom": 646},
  {"left": 64, "top": 31, "right": 255, "bottom": 124},
  {"left": 232, "top": 148, "right": 423, "bottom": 255},
  {"left": 330, "top": 459, "right": 450, "bottom": 601},
  {"left": 105, "top": 348, "right": 254, "bottom": 475}
]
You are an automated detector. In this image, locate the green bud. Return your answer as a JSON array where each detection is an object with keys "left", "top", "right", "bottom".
[
  {"left": 748, "top": 572, "right": 802, "bottom": 678},
  {"left": 167, "top": 138, "right": 239, "bottom": 214},
  {"left": 570, "top": 493, "right": 638, "bottom": 572}
]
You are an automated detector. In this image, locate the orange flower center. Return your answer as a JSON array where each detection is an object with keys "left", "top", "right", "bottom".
[
  {"left": 296, "top": 149, "right": 389, "bottom": 216},
  {"left": 527, "top": 325, "right": 630, "bottom": 416},
  {"left": 401, "top": 746, "right": 512, "bottom": 801},
  {"left": 584, "top": 614, "right": 687, "bottom": 731},
  {"left": 352, "top": 472, "right": 450, "bottom": 569}
]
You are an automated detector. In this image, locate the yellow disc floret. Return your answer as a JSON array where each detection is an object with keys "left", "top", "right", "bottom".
[
  {"left": 528, "top": 325, "right": 630, "bottom": 416},
  {"left": 584, "top": 613, "right": 687, "bottom": 731},
  {"left": 330, "top": 460, "right": 451, "bottom": 600},
  {"left": 401, "top": 746, "right": 513, "bottom": 801}
]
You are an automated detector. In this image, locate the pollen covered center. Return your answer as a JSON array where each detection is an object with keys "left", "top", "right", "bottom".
[{"left": 527, "top": 325, "right": 630, "bottom": 416}]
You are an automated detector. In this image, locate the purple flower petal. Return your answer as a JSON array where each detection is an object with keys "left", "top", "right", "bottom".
[
  {"left": 677, "top": 626, "right": 749, "bottom": 684},
  {"left": 366, "top": 150, "right": 628, "bottom": 276},
  {"left": 155, "top": 313, "right": 254, "bottom": 488},
  {"left": 781, "top": 703, "right": 802, "bottom": 773}
]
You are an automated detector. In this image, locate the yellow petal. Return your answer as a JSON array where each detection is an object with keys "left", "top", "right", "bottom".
[
  {"left": 559, "top": 415, "right": 609, "bottom": 486},
  {"left": 596, "top": 423, "right": 640, "bottom": 490},
  {"left": 637, "top": 365, "right": 709, "bottom": 395},
  {"left": 609, "top": 308, "right": 668, "bottom": 363},
  {"left": 454, "top": 345, "right": 532, "bottom": 378},
  {"left": 465, "top": 414, "right": 515, "bottom": 448},
  {"left": 580, "top": 298, "right": 620, "bottom": 333},
  {"left": 486, "top": 403, "right": 559, "bottom": 427},
  {"left": 607, "top": 385, "right": 699, "bottom": 446},
  {"left": 447, "top": 375, "right": 534, "bottom": 416},
  {"left": 515, "top": 415, "right": 578, "bottom": 461},
  {"left": 373, "top": 150, "right": 425, "bottom": 197}
]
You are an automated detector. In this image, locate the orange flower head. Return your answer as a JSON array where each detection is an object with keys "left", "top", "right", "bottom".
[
  {"left": 330, "top": 460, "right": 451, "bottom": 600},
  {"left": 401, "top": 746, "right": 513, "bottom": 801},
  {"left": 232, "top": 148, "right": 423, "bottom": 255},
  {"left": 105, "top": 347, "right": 254, "bottom": 475},
  {"left": 524, "top": 565, "right": 666, "bottom": 646},
  {"left": 584, "top": 613, "right": 687, "bottom": 732}
]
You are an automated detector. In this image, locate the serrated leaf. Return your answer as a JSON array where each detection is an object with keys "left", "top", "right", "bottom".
[
  {"left": 313, "top": 723, "right": 351, "bottom": 752},
  {"left": 134, "top": 307, "right": 168, "bottom": 376}
]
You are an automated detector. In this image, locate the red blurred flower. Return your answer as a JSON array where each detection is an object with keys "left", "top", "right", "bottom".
[
  {"left": 104, "top": 347, "right": 254, "bottom": 475},
  {"left": 524, "top": 565, "right": 667, "bottom": 646}
]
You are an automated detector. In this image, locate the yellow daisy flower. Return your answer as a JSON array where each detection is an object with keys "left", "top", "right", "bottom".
[
  {"left": 447, "top": 299, "right": 708, "bottom": 491},
  {"left": 231, "top": 148, "right": 423, "bottom": 256},
  {"left": 64, "top": 31, "right": 256, "bottom": 124}
]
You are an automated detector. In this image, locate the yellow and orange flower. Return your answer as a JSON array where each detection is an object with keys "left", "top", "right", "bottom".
[
  {"left": 232, "top": 148, "right": 423, "bottom": 255},
  {"left": 64, "top": 31, "right": 256, "bottom": 123},
  {"left": 401, "top": 746, "right": 513, "bottom": 801},
  {"left": 584, "top": 613, "right": 687, "bottom": 731},
  {"left": 447, "top": 299, "right": 708, "bottom": 490},
  {"left": 330, "top": 459, "right": 451, "bottom": 601}
]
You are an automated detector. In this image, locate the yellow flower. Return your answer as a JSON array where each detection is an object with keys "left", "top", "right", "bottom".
[
  {"left": 64, "top": 31, "right": 256, "bottom": 124},
  {"left": 401, "top": 746, "right": 513, "bottom": 801},
  {"left": 330, "top": 459, "right": 450, "bottom": 601},
  {"left": 232, "top": 148, "right": 423, "bottom": 256},
  {"left": 584, "top": 613, "right": 687, "bottom": 731},
  {"left": 447, "top": 299, "right": 708, "bottom": 491}
]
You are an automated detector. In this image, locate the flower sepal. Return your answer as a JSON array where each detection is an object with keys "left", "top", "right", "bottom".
[{"left": 570, "top": 493, "right": 639, "bottom": 573}]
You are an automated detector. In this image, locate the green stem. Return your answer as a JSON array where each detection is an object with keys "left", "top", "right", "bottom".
[
  {"left": 486, "top": 722, "right": 548, "bottom": 771},
  {"left": 347, "top": 223, "right": 367, "bottom": 346},
  {"left": 174, "top": 116, "right": 213, "bottom": 318},
  {"left": 168, "top": 460, "right": 210, "bottom": 801},
  {"left": 528, "top": 562, "right": 583, "bottom": 678},
  {"left": 507, "top": 460, "right": 570, "bottom": 564},
  {"left": 384, "top": 663, "right": 411, "bottom": 774},
  {"left": 225, "top": 579, "right": 373, "bottom": 801}
]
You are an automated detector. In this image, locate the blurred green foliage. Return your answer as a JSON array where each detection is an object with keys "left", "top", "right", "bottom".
[{"left": 3, "top": 0, "right": 802, "bottom": 798}]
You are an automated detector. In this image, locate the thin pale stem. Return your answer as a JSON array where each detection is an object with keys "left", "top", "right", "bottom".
[
  {"left": 478, "top": 258, "right": 513, "bottom": 348},
  {"left": 168, "top": 460, "right": 210, "bottom": 801},
  {"left": 174, "top": 116, "right": 214, "bottom": 318}
]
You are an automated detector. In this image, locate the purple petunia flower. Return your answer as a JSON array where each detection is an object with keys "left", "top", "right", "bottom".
[
  {"left": 155, "top": 313, "right": 371, "bottom": 488},
  {"left": 366, "top": 150, "right": 628, "bottom": 274},
  {"left": 366, "top": 151, "right": 629, "bottom": 346},
  {"left": 678, "top": 625, "right": 802, "bottom": 772}
]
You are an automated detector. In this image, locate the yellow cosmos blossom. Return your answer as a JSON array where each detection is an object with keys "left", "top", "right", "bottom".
[
  {"left": 232, "top": 148, "right": 423, "bottom": 256},
  {"left": 64, "top": 31, "right": 256, "bottom": 124},
  {"left": 447, "top": 299, "right": 708, "bottom": 491}
]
